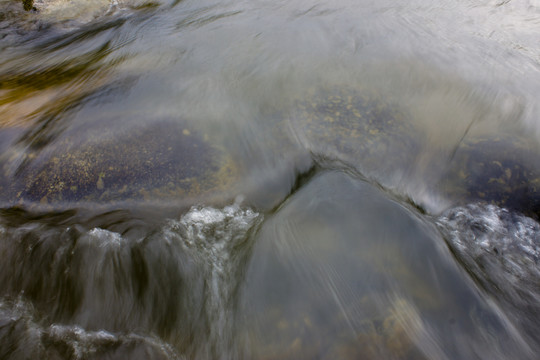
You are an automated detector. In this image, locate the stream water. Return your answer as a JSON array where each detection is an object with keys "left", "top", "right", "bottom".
[{"left": 1, "top": 0, "right": 540, "bottom": 358}]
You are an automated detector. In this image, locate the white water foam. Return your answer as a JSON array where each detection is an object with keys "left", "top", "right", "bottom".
[
  {"left": 164, "top": 200, "right": 261, "bottom": 359},
  {"left": 437, "top": 203, "right": 540, "bottom": 275},
  {"left": 436, "top": 203, "right": 540, "bottom": 342}
]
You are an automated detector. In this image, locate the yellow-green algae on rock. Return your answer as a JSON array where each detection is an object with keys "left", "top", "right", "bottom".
[
  {"left": 288, "top": 87, "right": 420, "bottom": 179},
  {"left": 0, "top": 121, "right": 238, "bottom": 208}
]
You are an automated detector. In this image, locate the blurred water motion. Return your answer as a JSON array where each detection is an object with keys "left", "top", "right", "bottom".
[
  {"left": 242, "top": 171, "right": 535, "bottom": 359},
  {"left": 0, "top": 0, "right": 540, "bottom": 358}
]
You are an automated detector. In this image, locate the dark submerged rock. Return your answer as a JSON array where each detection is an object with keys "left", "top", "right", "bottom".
[
  {"left": 438, "top": 137, "right": 540, "bottom": 218},
  {"left": 0, "top": 121, "right": 237, "bottom": 208}
]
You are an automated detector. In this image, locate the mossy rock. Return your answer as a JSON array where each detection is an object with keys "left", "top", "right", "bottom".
[
  {"left": 0, "top": 121, "right": 237, "bottom": 208},
  {"left": 437, "top": 137, "right": 540, "bottom": 217}
]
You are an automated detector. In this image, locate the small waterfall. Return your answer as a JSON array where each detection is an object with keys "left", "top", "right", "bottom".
[{"left": 0, "top": 201, "right": 262, "bottom": 359}]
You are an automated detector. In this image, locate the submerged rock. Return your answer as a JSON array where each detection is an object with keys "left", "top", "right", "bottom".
[
  {"left": 288, "top": 87, "right": 540, "bottom": 220},
  {"left": 437, "top": 137, "right": 540, "bottom": 218},
  {"left": 0, "top": 121, "right": 238, "bottom": 208},
  {"left": 289, "top": 87, "right": 419, "bottom": 180}
]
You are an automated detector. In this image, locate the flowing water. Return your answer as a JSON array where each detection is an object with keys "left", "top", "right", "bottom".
[{"left": 1, "top": 0, "right": 540, "bottom": 358}]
